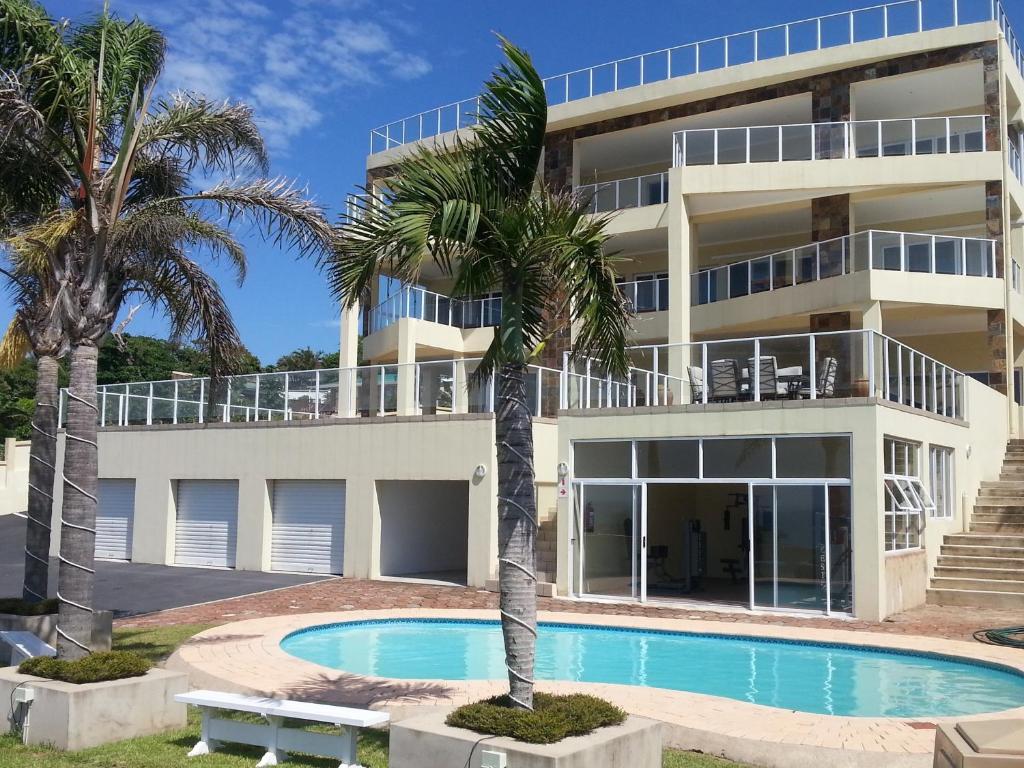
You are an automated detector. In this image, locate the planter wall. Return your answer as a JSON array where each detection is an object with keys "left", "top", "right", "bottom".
[
  {"left": 0, "top": 611, "right": 113, "bottom": 664},
  {"left": 0, "top": 666, "right": 187, "bottom": 750},
  {"left": 390, "top": 711, "right": 662, "bottom": 768}
]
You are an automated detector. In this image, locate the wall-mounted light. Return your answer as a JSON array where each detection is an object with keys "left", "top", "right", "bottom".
[
  {"left": 966, "top": 444, "right": 972, "bottom": 459},
  {"left": 474, "top": 464, "right": 487, "bottom": 480},
  {"left": 557, "top": 461, "right": 569, "bottom": 478}
]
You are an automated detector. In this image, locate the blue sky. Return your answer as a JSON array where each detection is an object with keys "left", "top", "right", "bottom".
[{"left": 21, "top": 0, "right": 1024, "bottom": 364}]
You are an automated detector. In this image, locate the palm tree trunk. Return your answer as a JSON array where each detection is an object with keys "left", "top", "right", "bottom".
[
  {"left": 495, "top": 361, "right": 538, "bottom": 710},
  {"left": 22, "top": 354, "right": 59, "bottom": 603},
  {"left": 55, "top": 343, "right": 99, "bottom": 659}
]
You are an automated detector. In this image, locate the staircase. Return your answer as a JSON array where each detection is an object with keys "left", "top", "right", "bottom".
[{"left": 928, "top": 440, "right": 1024, "bottom": 609}]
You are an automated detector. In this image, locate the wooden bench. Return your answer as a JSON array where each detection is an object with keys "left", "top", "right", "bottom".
[
  {"left": 175, "top": 690, "right": 389, "bottom": 768},
  {"left": 0, "top": 630, "right": 56, "bottom": 666}
]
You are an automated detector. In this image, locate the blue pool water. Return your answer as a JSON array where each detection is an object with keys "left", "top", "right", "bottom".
[{"left": 280, "top": 619, "right": 1024, "bottom": 718}]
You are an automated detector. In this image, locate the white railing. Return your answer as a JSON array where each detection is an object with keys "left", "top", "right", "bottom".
[
  {"left": 345, "top": 193, "right": 372, "bottom": 221},
  {"left": 692, "top": 230, "right": 997, "bottom": 306},
  {"left": 370, "top": 0, "right": 1009, "bottom": 153},
  {"left": 365, "top": 286, "right": 502, "bottom": 335},
  {"left": 578, "top": 172, "right": 669, "bottom": 213},
  {"left": 619, "top": 277, "right": 669, "bottom": 313},
  {"left": 1010, "top": 139, "right": 1023, "bottom": 185},
  {"left": 571, "top": 330, "right": 967, "bottom": 419},
  {"left": 673, "top": 115, "right": 987, "bottom": 166},
  {"left": 1013, "top": 258, "right": 1023, "bottom": 294}
]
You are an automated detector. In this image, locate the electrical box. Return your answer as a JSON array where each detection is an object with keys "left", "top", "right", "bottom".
[
  {"left": 12, "top": 686, "right": 34, "bottom": 704},
  {"left": 480, "top": 749, "right": 507, "bottom": 768}
]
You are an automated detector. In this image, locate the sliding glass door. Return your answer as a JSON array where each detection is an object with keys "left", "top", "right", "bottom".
[{"left": 574, "top": 484, "right": 642, "bottom": 600}]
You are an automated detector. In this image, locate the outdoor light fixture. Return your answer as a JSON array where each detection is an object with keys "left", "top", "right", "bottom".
[
  {"left": 557, "top": 461, "right": 569, "bottom": 478},
  {"left": 474, "top": 464, "right": 487, "bottom": 480}
]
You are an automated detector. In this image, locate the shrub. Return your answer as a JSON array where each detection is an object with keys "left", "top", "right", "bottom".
[
  {"left": 19, "top": 651, "right": 151, "bottom": 684},
  {"left": 446, "top": 693, "right": 626, "bottom": 744},
  {"left": 0, "top": 597, "right": 58, "bottom": 616}
]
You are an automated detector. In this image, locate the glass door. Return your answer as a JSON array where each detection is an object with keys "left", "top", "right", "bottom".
[
  {"left": 574, "top": 484, "right": 642, "bottom": 600},
  {"left": 750, "top": 484, "right": 829, "bottom": 611}
]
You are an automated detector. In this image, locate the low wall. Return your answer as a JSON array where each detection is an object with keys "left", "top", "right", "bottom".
[{"left": 884, "top": 550, "right": 929, "bottom": 616}]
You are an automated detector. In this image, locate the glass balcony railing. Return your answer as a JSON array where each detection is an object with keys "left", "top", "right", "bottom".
[
  {"left": 673, "top": 116, "right": 987, "bottom": 166},
  {"left": 578, "top": 172, "right": 669, "bottom": 213},
  {"left": 365, "top": 286, "right": 502, "bottom": 335},
  {"left": 619, "top": 277, "right": 669, "bottom": 312},
  {"left": 692, "top": 230, "right": 997, "bottom": 306},
  {"left": 1011, "top": 140, "right": 1023, "bottom": 185},
  {"left": 370, "top": 0, "right": 1014, "bottom": 153}
]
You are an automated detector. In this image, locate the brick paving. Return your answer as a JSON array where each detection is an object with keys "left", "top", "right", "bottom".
[{"left": 116, "top": 576, "right": 1022, "bottom": 642}]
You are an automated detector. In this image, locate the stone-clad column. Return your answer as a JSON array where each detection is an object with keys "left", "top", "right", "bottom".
[{"left": 988, "top": 309, "right": 1009, "bottom": 395}]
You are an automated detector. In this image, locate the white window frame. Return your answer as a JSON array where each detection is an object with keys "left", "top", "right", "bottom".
[
  {"left": 929, "top": 445, "right": 955, "bottom": 519},
  {"left": 883, "top": 437, "right": 932, "bottom": 552}
]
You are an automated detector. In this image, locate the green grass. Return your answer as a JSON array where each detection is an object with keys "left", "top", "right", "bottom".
[{"left": 0, "top": 621, "right": 748, "bottom": 768}]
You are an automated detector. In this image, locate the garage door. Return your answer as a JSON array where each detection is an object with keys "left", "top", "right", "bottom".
[
  {"left": 175, "top": 480, "right": 238, "bottom": 568},
  {"left": 95, "top": 479, "right": 135, "bottom": 560},
  {"left": 271, "top": 481, "right": 345, "bottom": 574}
]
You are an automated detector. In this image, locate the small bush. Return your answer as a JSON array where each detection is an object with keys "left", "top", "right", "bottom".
[
  {"left": 19, "top": 650, "right": 151, "bottom": 684},
  {"left": 0, "top": 597, "right": 58, "bottom": 616},
  {"left": 446, "top": 693, "right": 626, "bottom": 744}
]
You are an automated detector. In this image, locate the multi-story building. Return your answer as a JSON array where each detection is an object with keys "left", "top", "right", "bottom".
[{"left": 3, "top": 0, "right": 1023, "bottom": 621}]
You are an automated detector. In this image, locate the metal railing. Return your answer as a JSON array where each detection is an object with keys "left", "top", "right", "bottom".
[
  {"left": 1013, "top": 258, "right": 1023, "bottom": 294},
  {"left": 569, "top": 330, "right": 967, "bottom": 420},
  {"left": 369, "top": 0, "right": 1009, "bottom": 153},
  {"left": 692, "top": 230, "right": 997, "bottom": 306},
  {"left": 619, "top": 277, "right": 669, "bottom": 312},
  {"left": 578, "top": 172, "right": 669, "bottom": 213},
  {"left": 673, "top": 115, "right": 987, "bottom": 166},
  {"left": 1011, "top": 139, "right": 1023, "bottom": 185},
  {"left": 365, "top": 286, "right": 502, "bottom": 335}
]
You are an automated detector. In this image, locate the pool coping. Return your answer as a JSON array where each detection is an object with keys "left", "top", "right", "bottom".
[{"left": 168, "top": 609, "right": 1024, "bottom": 765}]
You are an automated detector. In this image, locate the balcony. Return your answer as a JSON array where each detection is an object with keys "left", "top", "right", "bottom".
[
  {"left": 369, "top": 0, "right": 1011, "bottom": 154},
  {"left": 569, "top": 330, "right": 968, "bottom": 421},
  {"left": 365, "top": 286, "right": 502, "bottom": 336},
  {"left": 692, "top": 230, "right": 997, "bottom": 306},
  {"left": 673, "top": 116, "right": 987, "bottom": 167},
  {"left": 1011, "top": 140, "right": 1023, "bottom": 186},
  {"left": 619, "top": 276, "right": 669, "bottom": 312},
  {"left": 579, "top": 173, "right": 669, "bottom": 213}
]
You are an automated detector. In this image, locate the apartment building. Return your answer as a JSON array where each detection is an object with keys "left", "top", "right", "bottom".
[{"left": 5, "top": 0, "right": 1024, "bottom": 622}]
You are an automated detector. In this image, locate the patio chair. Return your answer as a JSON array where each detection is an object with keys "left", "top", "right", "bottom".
[
  {"left": 747, "top": 355, "right": 780, "bottom": 399},
  {"left": 800, "top": 356, "right": 839, "bottom": 398},
  {"left": 709, "top": 359, "right": 740, "bottom": 402},
  {"left": 688, "top": 366, "right": 705, "bottom": 402}
]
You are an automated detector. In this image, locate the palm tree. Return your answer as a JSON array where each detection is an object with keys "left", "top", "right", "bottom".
[
  {"left": 335, "top": 38, "right": 631, "bottom": 709},
  {"left": 0, "top": 3, "right": 334, "bottom": 657}
]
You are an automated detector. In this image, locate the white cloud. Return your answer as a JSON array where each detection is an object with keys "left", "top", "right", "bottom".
[{"left": 123, "top": 0, "right": 432, "bottom": 153}]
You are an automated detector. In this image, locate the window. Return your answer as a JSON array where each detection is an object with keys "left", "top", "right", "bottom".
[
  {"left": 574, "top": 441, "right": 632, "bottom": 479},
  {"left": 930, "top": 446, "right": 955, "bottom": 519},
  {"left": 883, "top": 437, "right": 934, "bottom": 551}
]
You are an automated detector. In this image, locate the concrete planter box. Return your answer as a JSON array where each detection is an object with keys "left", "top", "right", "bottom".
[
  {"left": 390, "top": 711, "right": 662, "bottom": 768},
  {"left": 0, "top": 666, "right": 188, "bottom": 750},
  {"left": 0, "top": 611, "right": 113, "bottom": 664}
]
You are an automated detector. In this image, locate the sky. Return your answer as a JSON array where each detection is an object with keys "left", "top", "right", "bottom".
[{"left": 17, "top": 0, "right": 1024, "bottom": 364}]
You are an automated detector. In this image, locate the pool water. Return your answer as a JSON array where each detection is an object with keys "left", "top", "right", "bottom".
[{"left": 280, "top": 619, "right": 1024, "bottom": 718}]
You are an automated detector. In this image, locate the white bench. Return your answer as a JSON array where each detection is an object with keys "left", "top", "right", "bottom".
[
  {"left": 0, "top": 630, "right": 56, "bottom": 665},
  {"left": 174, "top": 690, "right": 389, "bottom": 768}
]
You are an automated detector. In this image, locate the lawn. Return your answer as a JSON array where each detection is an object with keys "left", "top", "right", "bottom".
[{"left": 0, "top": 623, "right": 747, "bottom": 768}]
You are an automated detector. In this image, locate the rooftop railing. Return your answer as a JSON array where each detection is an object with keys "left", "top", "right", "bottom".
[
  {"left": 692, "top": 230, "right": 997, "bottom": 306},
  {"left": 572, "top": 330, "right": 967, "bottom": 420},
  {"left": 369, "top": 0, "right": 1011, "bottom": 153},
  {"left": 578, "top": 172, "right": 669, "bottom": 213},
  {"left": 673, "top": 115, "right": 987, "bottom": 167},
  {"left": 365, "top": 286, "right": 502, "bottom": 335}
]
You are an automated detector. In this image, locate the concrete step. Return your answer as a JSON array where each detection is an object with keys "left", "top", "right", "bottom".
[
  {"left": 930, "top": 576, "right": 1024, "bottom": 593},
  {"left": 977, "top": 488, "right": 1024, "bottom": 499},
  {"left": 972, "top": 522, "right": 1024, "bottom": 534},
  {"left": 945, "top": 533, "right": 1024, "bottom": 547},
  {"left": 927, "top": 588, "right": 1024, "bottom": 609},
  {"left": 981, "top": 480, "right": 1024, "bottom": 489},
  {"left": 941, "top": 543, "right": 1024, "bottom": 559},
  {"left": 972, "top": 512, "right": 1024, "bottom": 523},
  {"left": 973, "top": 503, "right": 1024, "bottom": 513},
  {"left": 937, "top": 554, "right": 1024, "bottom": 568},
  {"left": 933, "top": 566, "right": 1024, "bottom": 581}
]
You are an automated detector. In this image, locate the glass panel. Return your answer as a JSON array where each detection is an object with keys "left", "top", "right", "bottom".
[
  {"left": 635, "top": 440, "right": 699, "bottom": 478},
  {"left": 794, "top": 244, "right": 817, "bottom": 284},
  {"left": 718, "top": 128, "right": 747, "bottom": 164},
  {"left": 752, "top": 485, "right": 775, "bottom": 608},
  {"left": 683, "top": 130, "right": 715, "bottom": 165},
  {"left": 913, "top": 118, "right": 946, "bottom": 154},
  {"left": 848, "top": 231, "right": 871, "bottom": 272},
  {"left": 933, "top": 237, "right": 959, "bottom": 275},
  {"left": 965, "top": 238, "right": 991, "bottom": 276},
  {"left": 852, "top": 121, "right": 881, "bottom": 158},
  {"left": 728, "top": 261, "right": 749, "bottom": 298},
  {"left": 772, "top": 250, "right": 795, "bottom": 289},
  {"left": 818, "top": 237, "right": 845, "bottom": 278},
  {"left": 580, "top": 484, "right": 639, "bottom": 599},
  {"left": 814, "top": 122, "right": 847, "bottom": 160},
  {"left": 905, "top": 234, "right": 931, "bottom": 272},
  {"left": 828, "top": 486, "right": 853, "bottom": 613},
  {"left": 775, "top": 436, "right": 851, "bottom": 478},
  {"left": 703, "top": 438, "right": 771, "bottom": 478},
  {"left": 750, "top": 257, "right": 771, "bottom": 294},
  {"left": 781, "top": 124, "right": 812, "bottom": 161},
  {"left": 417, "top": 362, "right": 455, "bottom": 415},
  {"left": 617, "top": 179, "right": 639, "bottom": 209},
  {"left": 703, "top": 339, "right": 755, "bottom": 401},
  {"left": 756, "top": 336, "right": 810, "bottom": 400},
  {"left": 880, "top": 119, "right": 912, "bottom": 156},
  {"left": 574, "top": 441, "right": 633, "bottom": 478},
  {"left": 774, "top": 485, "right": 827, "bottom": 611},
  {"left": 749, "top": 126, "right": 780, "bottom": 162},
  {"left": 949, "top": 116, "right": 985, "bottom": 152}
]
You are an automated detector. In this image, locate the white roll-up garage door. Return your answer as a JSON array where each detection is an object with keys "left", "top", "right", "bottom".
[
  {"left": 95, "top": 479, "right": 135, "bottom": 560},
  {"left": 271, "top": 481, "right": 345, "bottom": 574},
  {"left": 175, "top": 480, "right": 238, "bottom": 568}
]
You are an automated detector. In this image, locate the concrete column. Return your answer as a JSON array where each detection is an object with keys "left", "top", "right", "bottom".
[
  {"left": 467, "top": 450, "right": 498, "bottom": 588},
  {"left": 396, "top": 319, "right": 418, "bottom": 415},
  {"left": 854, "top": 412, "right": 885, "bottom": 622},
  {"left": 667, "top": 171, "right": 692, "bottom": 403},
  {"left": 338, "top": 294, "right": 361, "bottom": 418},
  {"left": 343, "top": 477, "right": 378, "bottom": 579},
  {"left": 988, "top": 309, "right": 1009, "bottom": 395},
  {"left": 860, "top": 302, "right": 883, "bottom": 333},
  {"left": 454, "top": 359, "right": 470, "bottom": 413},
  {"left": 235, "top": 478, "right": 271, "bottom": 571},
  {"left": 128, "top": 476, "right": 175, "bottom": 565}
]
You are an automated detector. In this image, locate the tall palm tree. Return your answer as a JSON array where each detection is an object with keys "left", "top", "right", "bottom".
[
  {"left": 0, "top": 4, "right": 334, "bottom": 657},
  {"left": 335, "top": 38, "right": 631, "bottom": 709}
]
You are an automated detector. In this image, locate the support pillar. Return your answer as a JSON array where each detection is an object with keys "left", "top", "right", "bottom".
[
  {"left": 338, "top": 294, "right": 360, "bottom": 418},
  {"left": 396, "top": 320, "right": 418, "bottom": 415},
  {"left": 667, "top": 172, "right": 691, "bottom": 404},
  {"left": 988, "top": 309, "right": 1009, "bottom": 395}
]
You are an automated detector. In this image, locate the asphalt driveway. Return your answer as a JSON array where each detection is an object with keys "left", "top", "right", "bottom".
[{"left": 0, "top": 515, "right": 328, "bottom": 618}]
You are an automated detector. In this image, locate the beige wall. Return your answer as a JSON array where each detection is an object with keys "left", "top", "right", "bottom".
[{"left": 0, "top": 439, "right": 30, "bottom": 517}]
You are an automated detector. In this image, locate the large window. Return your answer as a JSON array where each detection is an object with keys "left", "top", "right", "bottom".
[
  {"left": 929, "top": 446, "right": 955, "bottom": 519},
  {"left": 883, "top": 437, "right": 934, "bottom": 551}
]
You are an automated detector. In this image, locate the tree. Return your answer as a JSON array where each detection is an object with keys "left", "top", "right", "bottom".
[
  {"left": 96, "top": 334, "right": 260, "bottom": 384},
  {"left": 335, "top": 38, "right": 631, "bottom": 709},
  {"left": 0, "top": 3, "right": 334, "bottom": 657}
]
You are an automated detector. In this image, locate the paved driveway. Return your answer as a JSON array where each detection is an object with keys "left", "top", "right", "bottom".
[{"left": 0, "top": 515, "right": 328, "bottom": 618}]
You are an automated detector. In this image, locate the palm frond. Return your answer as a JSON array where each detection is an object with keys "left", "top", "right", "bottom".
[{"left": 0, "top": 317, "right": 30, "bottom": 370}]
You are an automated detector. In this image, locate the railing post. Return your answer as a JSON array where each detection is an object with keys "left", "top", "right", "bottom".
[
  {"left": 785, "top": 23, "right": 790, "bottom": 55},
  {"left": 652, "top": 347, "right": 660, "bottom": 406},
  {"left": 817, "top": 17, "right": 822, "bottom": 49},
  {"left": 753, "top": 338, "right": 761, "bottom": 402},
  {"left": 945, "top": 117, "right": 951, "bottom": 153},
  {"left": 883, "top": 4, "right": 888, "bottom": 37},
  {"left": 198, "top": 378, "right": 205, "bottom": 423},
  {"left": 877, "top": 120, "right": 883, "bottom": 158},
  {"left": 713, "top": 130, "right": 719, "bottom": 165},
  {"left": 695, "top": 43, "right": 700, "bottom": 73},
  {"left": 314, "top": 370, "right": 321, "bottom": 420},
  {"left": 815, "top": 243, "right": 821, "bottom": 281},
  {"left": 147, "top": 383, "right": 153, "bottom": 425},
  {"left": 867, "top": 331, "right": 876, "bottom": 397},
  {"left": 896, "top": 343, "right": 904, "bottom": 405},
  {"left": 953, "top": 0, "right": 959, "bottom": 26},
  {"left": 561, "top": 351, "right": 569, "bottom": 410},
  {"left": 224, "top": 379, "right": 231, "bottom": 422},
  {"left": 917, "top": 0, "right": 923, "bottom": 31},
  {"left": 746, "top": 127, "right": 751, "bottom": 163},
  {"left": 900, "top": 232, "right": 906, "bottom": 272},
  {"left": 100, "top": 386, "right": 107, "bottom": 426},
  {"left": 724, "top": 37, "right": 729, "bottom": 68},
  {"left": 809, "top": 334, "right": 817, "bottom": 400},
  {"left": 585, "top": 359, "right": 592, "bottom": 408},
  {"left": 701, "top": 343, "right": 709, "bottom": 405},
  {"left": 778, "top": 125, "right": 783, "bottom": 162},
  {"left": 254, "top": 374, "right": 261, "bottom": 422},
  {"left": 849, "top": 11, "right": 854, "bottom": 44},
  {"left": 283, "top": 372, "right": 290, "bottom": 420},
  {"left": 930, "top": 235, "right": 936, "bottom": 274}
]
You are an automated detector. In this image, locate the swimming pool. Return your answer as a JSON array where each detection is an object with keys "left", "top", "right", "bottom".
[{"left": 280, "top": 619, "right": 1024, "bottom": 718}]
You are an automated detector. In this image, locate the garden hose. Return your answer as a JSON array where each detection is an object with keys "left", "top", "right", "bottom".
[{"left": 973, "top": 627, "right": 1024, "bottom": 649}]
